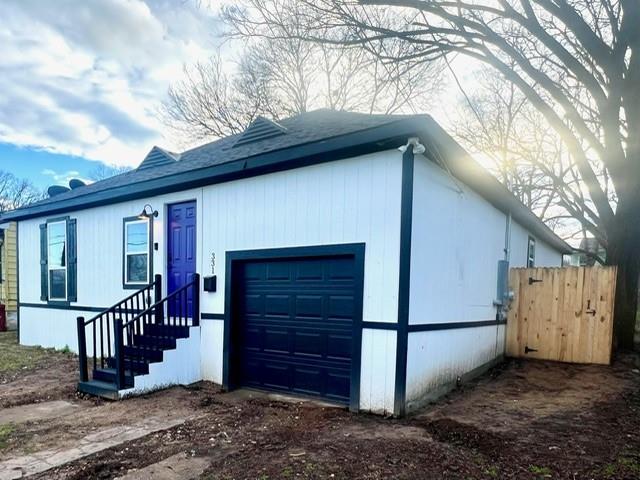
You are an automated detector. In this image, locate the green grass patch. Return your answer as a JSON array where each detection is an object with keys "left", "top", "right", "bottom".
[
  {"left": 484, "top": 465, "right": 499, "bottom": 477},
  {"left": 0, "top": 331, "right": 73, "bottom": 375},
  {"left": 0, "top": 424, "right": 15, "bottom": 450},
  {"left": 529, "top": 465, "right": 552, "bottom": 476},
  {"left": 598, "top": 454, "right": 640, "bottom": 478}
]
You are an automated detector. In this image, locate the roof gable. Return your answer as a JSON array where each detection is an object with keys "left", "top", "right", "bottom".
[
  {"left": 233, "top": 117, "right": 287, "bottom": 148},
  {"left": 138, "top": 146, "right": 179, "bottom": 170}
]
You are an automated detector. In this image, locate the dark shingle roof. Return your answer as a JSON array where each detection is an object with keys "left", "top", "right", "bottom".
[
  {"left": 1, "top": 109, "right": 571, "bottom": 254},
  {"left": 23, "top": 110, "right": 415, "bottom": 210}
]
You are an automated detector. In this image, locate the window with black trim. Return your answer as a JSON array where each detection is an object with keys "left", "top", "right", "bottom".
[
  {"left": 527, "top": 236, "right": 536, "bottom": 267},
  {"left": 39, "top": 217, "right": 77, "bottom": 303},
  {"left": 123, "top": 217, "right": 152, "bottom": 287}
]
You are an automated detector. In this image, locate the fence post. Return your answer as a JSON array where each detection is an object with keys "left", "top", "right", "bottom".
[
  {"left": 76, "top": 316, "right": 88, "bottom": 382},
  {"left": 193, "top": 273, "right": 200, "bottom": 327},
  {"left": 114, "top": 319, "right": 125, "bottom": 389},
  {"left": 154, "top": 274, "right": 163, "bottom": 324}
]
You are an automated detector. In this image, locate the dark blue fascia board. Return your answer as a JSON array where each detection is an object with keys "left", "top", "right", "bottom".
[{"left": 2, "top": 118, "right": 426, "bottom": 222}]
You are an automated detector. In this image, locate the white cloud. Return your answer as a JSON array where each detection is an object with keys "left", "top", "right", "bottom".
[
  {"left": 0, "top": 0, "right": 224, "bottom": 167},
  {"left": 41, "top": 168, "right": 91, "bottom": 186}
]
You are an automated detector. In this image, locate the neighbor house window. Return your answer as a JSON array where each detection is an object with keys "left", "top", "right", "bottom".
[
  {"left": 527, "top": 236, "right": 536, "bottom": 267},
  {"left": 123, "top": 217, "right": 151, "bottom": 286},
  {"left": 47, "top": 221, "right": 67, "bottom": 300}
]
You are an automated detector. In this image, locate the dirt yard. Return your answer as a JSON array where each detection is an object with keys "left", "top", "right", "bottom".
[
  {"left": 0, "top": 331, "right": 79, "bottom": 408},
  {"left": 1, "top": 332, "right": 639, "bottom": 479}
]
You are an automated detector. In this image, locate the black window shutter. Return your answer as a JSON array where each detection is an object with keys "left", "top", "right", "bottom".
[
  {"left": 67, "top": 219, "right": 77, "bottom": 302},
  {"left": 39, "top": 223, "right": 48, "bottom": 301}
]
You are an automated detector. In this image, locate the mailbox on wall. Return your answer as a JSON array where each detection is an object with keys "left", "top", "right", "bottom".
[{"left": 203, "top": 275, "right": 217, "bottom": 292}]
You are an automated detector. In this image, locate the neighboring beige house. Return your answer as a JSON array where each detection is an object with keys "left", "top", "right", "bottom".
[{"left": 0, "top": 222, "right": 18, "bottom": 329}]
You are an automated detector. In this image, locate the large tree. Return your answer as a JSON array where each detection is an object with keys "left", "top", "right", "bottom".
[
  {"left": 224, "top": 0, "right": 640, "bottom": 348},
  {"left": 453, "top": 67, "right": 594, "bottom": 246},
  {"left": 162, "top": 3, "right": 442, "bottom": 143}
]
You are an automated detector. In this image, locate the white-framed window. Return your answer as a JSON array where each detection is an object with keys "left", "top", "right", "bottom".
[
  {"left": 527, "top": 236, "right": 536, "bottom": 267},
  {"left": 47, "top": 220, "right": 67, "bottom": 300},
  {"left": 124, "top": 218, "right": 151, "bottom": 285}
]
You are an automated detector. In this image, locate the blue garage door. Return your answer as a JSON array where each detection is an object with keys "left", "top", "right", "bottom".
[{"left": 234, "top": 256, "right": 356, "bottom": 404}]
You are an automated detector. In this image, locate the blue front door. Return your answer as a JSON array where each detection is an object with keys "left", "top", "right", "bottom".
[{"left": 167, "top": 201, "right": 196, "bottom": 318}]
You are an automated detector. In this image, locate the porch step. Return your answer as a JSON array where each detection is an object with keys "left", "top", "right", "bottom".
[
  {"left": 133, "top": 334, "right": 177, "bottom": 349},
  {"left": 77, "top": 379, "right": 121, "bottom": 400},
  {"left": 106, "top": 357, "right": 151, "bottom": 375},
  {"left": 92, "top": 367, "right": 135, "bottom": 387},
  {"left": 123, "top": 345, "right": 165, "bottom": 362},
  {"left": 144, "top": 324, "right": 191, "bottom": 338}
]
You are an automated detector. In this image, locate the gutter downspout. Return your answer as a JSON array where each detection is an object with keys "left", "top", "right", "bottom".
[{"left": 504, "top": 212, "right": 512, "bottom": 262}]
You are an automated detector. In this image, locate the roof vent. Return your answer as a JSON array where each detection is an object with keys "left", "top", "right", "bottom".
[
  {"left": 47, "top": 185, "right": 71, "bottom": 197},
  {"left": 233, "top": 117, "right": 286, "bottom": 148},
  {"left": 138, "top": 146, "right": 180, "bottom": 170},
  {"left": 69, "top": 178, "right": 86, "bottom": 189}
]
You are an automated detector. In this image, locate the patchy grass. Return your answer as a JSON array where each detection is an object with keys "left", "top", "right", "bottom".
[
  {"left": 599, "top": 453, "right": 640, "bottom": 478},
  {"left": 0, "top": 424, "right": 15, "bottom": 450},
  {"left": 529, "top": 465, "right": 552, "bottom": 477},
  {"left": 0, "top": 331, "right": 74, "bottom": 378},
  {"left": 484, "top": 465, "right": 499, "bottom": 477}
]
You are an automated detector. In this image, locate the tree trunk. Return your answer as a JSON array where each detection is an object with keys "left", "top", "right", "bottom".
[{"left": 606, "top": 197, "right": 640, "bottom": 351}]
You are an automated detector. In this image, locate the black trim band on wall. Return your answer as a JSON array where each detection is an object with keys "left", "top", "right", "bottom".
[
  {"left": 20, "top": 302, "right": 144, "bottom": 314},
  {"left": 21, "top": 302, "right": 226, "bottom": 322},
  {"left": 362, "top": 319, "right": 506, "bottom": 332},
  {"left": 361, "top": 321, "right": 398, "bottom": 330},
  {"left": 394, "top": 143, "right": 415, "bottom": 418},
  {"left": 408, "top": 319, "right": 506, "bottom": 332}
]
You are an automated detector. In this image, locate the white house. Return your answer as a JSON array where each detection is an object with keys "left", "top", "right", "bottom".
[{"left": 2, "top": 110, "right": 570, "bottom": 416}]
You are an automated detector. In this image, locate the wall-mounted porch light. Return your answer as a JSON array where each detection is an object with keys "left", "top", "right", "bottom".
[{"left": 138, "top": 204, "right": 158, "bottom": 220}]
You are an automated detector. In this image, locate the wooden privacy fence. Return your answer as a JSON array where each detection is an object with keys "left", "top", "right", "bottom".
[{"left": 506, "top": 266, "right": 617, "bottom": 365}]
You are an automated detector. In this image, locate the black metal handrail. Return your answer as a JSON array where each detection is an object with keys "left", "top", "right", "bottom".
[
  {"left": 111, "top": 273, "right": 200, "bottom": 389},
  {"left": 76, "top": 275, "right": 161, "bottom": 383}
]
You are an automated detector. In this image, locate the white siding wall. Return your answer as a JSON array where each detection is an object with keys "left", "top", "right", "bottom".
[
  {"left": 510, "top": 221, "right": 562, "bottom": 267},
  {"left": 18, "top": 150, "right": 403, "bottom": 414},
  {"left": 360, "top": 329, "right": 397, "bottom": 414},
  {"left": 405, "top": 154, "right": 562, "bottom": 410},
  {"left": 19, "top": 187, "right": 205, "bottom": 309},
  {"left": 408, "top": 155, "right": 506, "bottom": 325}
]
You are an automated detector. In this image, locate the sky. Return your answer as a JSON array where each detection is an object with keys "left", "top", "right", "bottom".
[
  {"left": 0, "top": 0, "right": 479, "bottom": 192},
  {"left": 0, "top": 0, "right": 224, "bottom": 189}
]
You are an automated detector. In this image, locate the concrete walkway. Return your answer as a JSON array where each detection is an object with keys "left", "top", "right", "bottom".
[
  {"left": 0, "top": 401, "right": 79, "bottom": 424},
  {"left": 114, "top": 452, "right": 210, "bottom": 480},
  {"left": 0, "top": 416, "right": 189, "bottom": 480}
]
